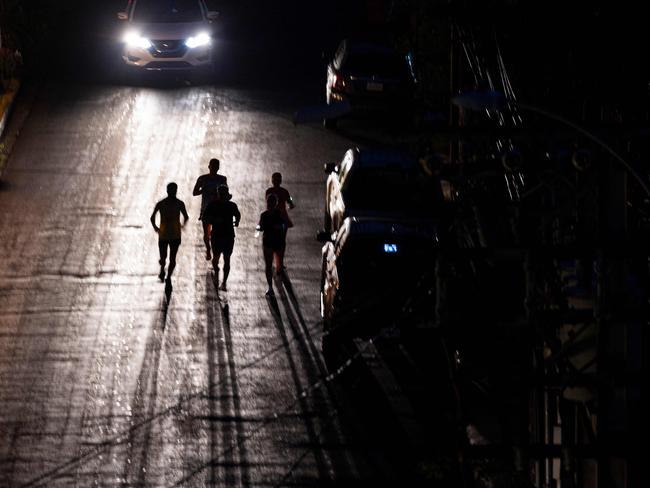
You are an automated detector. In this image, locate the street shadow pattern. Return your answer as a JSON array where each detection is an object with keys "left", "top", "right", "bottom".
[
  {"left": 15, "top": 271, "right": 395, "bottom": 486},
  {"left": 205, "top": 273, "right": 251, "bottom": 487},
  {"left": 172, "top": 274, "right": 251, "bottom": 486},
  {"left": 266, "top": 270, "right": 356, "bottom": 485},
  {"left": 276, "top": 269, "right": 441, "bottom": 486},
  {"left": 15, "top": 287, "right": 175, "bottom": 487},
  {"left": 18, "top": 272, "right": 360, "bottom": 486},
  {"left": 120, "top": 290, "right": 169, "bottom": 485}
]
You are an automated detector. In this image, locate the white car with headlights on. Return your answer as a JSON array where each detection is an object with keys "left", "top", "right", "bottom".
[{"left": 117, "top": 0, "right": 218, "bottom": 71}]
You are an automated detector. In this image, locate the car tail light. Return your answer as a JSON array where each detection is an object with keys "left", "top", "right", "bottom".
[{"left": 332, "top": 73, "right": 347, "bottom": 90}]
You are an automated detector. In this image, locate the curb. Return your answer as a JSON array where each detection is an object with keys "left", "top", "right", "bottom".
[{"left": 0, "top": 77, "right": 23, "bottom": 177}]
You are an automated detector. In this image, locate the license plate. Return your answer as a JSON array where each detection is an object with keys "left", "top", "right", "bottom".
[{"left": 366, "top": 82, "right": 383, "bottom": 92}]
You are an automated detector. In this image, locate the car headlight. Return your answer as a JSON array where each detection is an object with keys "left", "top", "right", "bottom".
[
  {"left": 124, "top": 32, "right": 152, "bottom": 49},
  {"left": 186, "top": 32, "right": 211, "bottom": 48}
]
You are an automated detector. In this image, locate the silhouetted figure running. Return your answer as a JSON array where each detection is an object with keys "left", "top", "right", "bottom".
[
  {"left": 193, "top": 158, "right": 227, "bottom": 261},
  {"left": 265, "top": 172, "right": 294, "bottom": 270},
  {"left": 257, "top": 193, "right": 286, "bottom": 296},
  {"left": 202, "top": 185, "right": 241, "bottom": 292},
  {"left": 150, "top": 182, "right": 189, "bottom": 284}
]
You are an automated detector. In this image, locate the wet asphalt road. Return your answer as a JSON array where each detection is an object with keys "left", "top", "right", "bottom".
[
  {"left": 0, "top": 3, "right": 442, "bottom": 485},
  {"left": 0, "top": 8, "right": 437, "bottom": 488},
  {"left": 0, "top": 78, "right": 391, "bottom": 486}
]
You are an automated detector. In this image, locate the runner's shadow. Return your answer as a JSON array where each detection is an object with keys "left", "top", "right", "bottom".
[
  {"left": 163, "top": 281, "right": 173, "bottom": 318},
  {"left": 276, "top": 273, "right": 432, "bottom": 484},
  {"left": 213, "top": 283, "right": 250, "bottom": 486},
  {"left": 265, "top": 292, "right": 282, "bottom": 321},
  {"left": 266, "top": 278, "right": 331, "bottom": 481},
  {"left": 175, "top": 273, "right": 250, "bottom": 487},
  {"left": 275, "top": 270, "right": 326, "bottom": 377},
  {"left": 277, "top": 270, "right": 308, "bottom": 331},
  {"left": 121, "top": 295, "right": 167, "bottom": 485},
  {"left": 272, "top": 270, "right": 360, "bottom": 480}
]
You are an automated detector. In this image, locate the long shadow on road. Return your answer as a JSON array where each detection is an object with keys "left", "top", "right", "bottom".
[
  {"left": 265, "top": 290, "right": 331, "bottom": 482},
  {"left": 267, "top": 270, "right": 358, "bottom": 484},
  {"left": 173, "top": 274, "right": 251, "bottom": 486},
  {"left": 204, "top": 273, "right": 251, "bottom": 487},
  {"left": 121, "top": 290, "right": 169, "bottom": 485},
  {"left": 18, "top": 290, "right": 175, "bottom": 487},
  {"left": 275, "top": 271, "right": 435, "bottom": 485}
]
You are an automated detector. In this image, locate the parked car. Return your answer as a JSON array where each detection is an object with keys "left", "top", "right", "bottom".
[
  {"left": 318, "top": 217, "right": 438, "bottom": 344},
  {"left": 322, "top": 147, "right": 442, "bottom": 234},
  {"left": 117, "top": 0, "right": 219, "bottom": 71},
  {"left": 324, "top": 40, "right": 416, "bottom": 127}
]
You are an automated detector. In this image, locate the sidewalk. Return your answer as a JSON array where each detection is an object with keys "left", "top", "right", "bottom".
[{"left": 0, "top": 77, "right": 22, "bottom": 176}]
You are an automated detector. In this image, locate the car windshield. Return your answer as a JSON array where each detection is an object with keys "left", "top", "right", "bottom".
[
  {"left": 343, "top": 168, "right": 440, "bottom": 216},
  {"left": 344, "top": 52, "right": 408, "bottom": 78},
  {"left": 133, "top": 0, "right": 203, "bottom": 23}
]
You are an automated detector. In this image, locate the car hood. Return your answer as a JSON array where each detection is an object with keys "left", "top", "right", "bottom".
[{"left": 128, "top": 21, "right": 209, "bottom": 39}]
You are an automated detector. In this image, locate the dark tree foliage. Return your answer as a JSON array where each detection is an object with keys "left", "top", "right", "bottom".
[
  {"left": 1, "top": 0, "right": 71, "bottom": 71},
  {"left": 1, "top": 0, "right": 127, "bottom": 74},
  {"left": 389, "top": 0, "right": 650, "bottom": 124}
]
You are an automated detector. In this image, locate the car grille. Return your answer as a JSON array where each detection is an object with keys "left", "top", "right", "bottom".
[
  {"left": 146, "top": 61, "right": 192, "bottom": 70},
  {"left": 150, "top": 40, "right": 188, "bottom": 58}
]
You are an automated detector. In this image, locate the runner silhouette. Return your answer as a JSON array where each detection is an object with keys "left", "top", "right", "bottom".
[
  {"left": 193, "top": 158, "right": 227, "bottom": 261},
  {"left": 202, "top": 184, "right": 241, "bottom": 292},
  {"left": 151, "top": 182, "right": 189, "bottom": 284}
]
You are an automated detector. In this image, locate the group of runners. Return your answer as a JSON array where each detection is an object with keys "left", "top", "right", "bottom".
[{"left": 150, "top": 158, "right": 295, "bottom": 296}]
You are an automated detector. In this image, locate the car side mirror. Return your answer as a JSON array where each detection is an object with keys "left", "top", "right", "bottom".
[
  {"left": 316, "top": 230, "right": 332, "bottom": 243},
  {"left": 117, "top": 11, "right": 128, "bottom": 20},
  {"left": 207, "top": 11, "right": 220, "bottom": 21},
  {"left": 324, "top": 162, "right": 337, "bottom": 174}
]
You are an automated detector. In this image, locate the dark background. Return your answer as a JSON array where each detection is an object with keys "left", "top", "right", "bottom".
[{"left": 3, "top": 0, "right": 648, "bottom": 122}]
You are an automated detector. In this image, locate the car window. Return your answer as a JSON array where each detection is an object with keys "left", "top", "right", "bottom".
[
  {"left": 133, "top": 0, "right": 204, "bottom": 23},
  {"left": 342, "top": 167, "right": 439, "bottom": 216},
  {"left": 342, "top": 52, "right": 409, "bottom": 78}
]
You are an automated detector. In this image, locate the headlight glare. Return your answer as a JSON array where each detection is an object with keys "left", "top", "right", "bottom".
[
  {"left": 124, "top": 32, "right": 152, "bottom": 49},
  {"left": 186, "top": 32, "right": 211, "bottom": 48}
]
